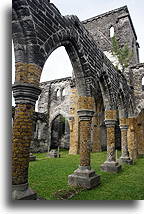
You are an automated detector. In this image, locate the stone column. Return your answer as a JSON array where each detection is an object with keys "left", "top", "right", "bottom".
[
  {"left": 69, "top": 88, "right": 79, "bottom": 155},
  {"left": 69, "top": 116, "right": 79, "bottom": 155},
  {"left": 101, "top": 110, "right": 121, "bottom": 173},
  {"left": 12, "top": 83, "right": 41, "bottom": 200},
  {"left": 119, "top": 118, "right": 133, "bottom": 164},
  {"left": 68, "top": 97, "right": 100, "bottom": 189},
  {"left": 127, "top": 117, "right": 138, "bottom": 160},
  {"left": 91, "top": 113, "right": 101, "bottom": 152}
]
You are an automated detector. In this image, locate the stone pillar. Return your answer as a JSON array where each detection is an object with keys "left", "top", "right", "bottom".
[
  {"left": 69, "top": 88, "right": 79, "bottom": 155},
  {"left": 101, "top": 110, "right": 121, "bottom": 173},
  {"left": 137, "top": 111, "right": 144, "bottom": 157},
  {"left": 12, "top": 83, "right": 41, "bottom": 200},
  {"left": 69, "top": 116, "right": 79, "bottom": 155},
  {"left": 91, "top": 113, "right": 101, "bottom": 152},
  {"left": 119, "top": 118, "right": 133, "bottom": 164},
  {"left": 68, "top": 97, "right": 100, "bottom": 189},
  {"left": 127, "top": 117, "right": 138, "bottom": 160}
]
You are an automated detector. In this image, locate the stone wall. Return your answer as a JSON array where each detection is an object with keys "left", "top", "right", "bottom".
[
  {"left": 136, "top": 109, "right": 144, "bottom": 156},
  {"left": 35, "top": 79, "right": 123, "bottom": 153},
  {"left": 38, "top": 77, "right": 72, "bottom": 150},
  {"left": 130, "top": 63, "right": 144, "bottom": 115},
  {"left": 83, "top": 6, "right": 139, "bottom": 83},
  {"left": 30, "top": 112, "right": 48, "bottom": 153}
]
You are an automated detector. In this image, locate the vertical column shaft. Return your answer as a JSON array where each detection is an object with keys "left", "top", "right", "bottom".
[
  {"left": 127, "top": 117, "right": 137, "bottom": 160},
  {"left": 119, "top": 118, "right": 132, "bottom": 164},
  {"left": 105, "top": 110, "right": 117, "bottom": 162},
  {"left": 120, "top": 126, "right": 128, "bottom": 157},
  {"left": 12, "top": 83, "right": 41, "bottom": 199},
  {"left": 12, "top": 104, "right": 34, "bottom": 185},
  {"left": 101, "top": 110, "right": 121, "bottom": 173},
  {"left": 77, "top": 96, "right": 95, "bottom": 167},
  {"left": 92, "top": 113, "right": 101, "bottom": 152},
  {"left": 69, "top": 88, "right": 79, "bottom": 155},
  {"left": 78, "top": 111, "right": 93, "bottom": 167},
  {"left": 106, "top": 122, "right": 116, "bottom": 162}
]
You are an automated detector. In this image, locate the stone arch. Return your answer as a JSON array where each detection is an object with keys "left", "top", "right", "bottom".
[
  {"left": 128, "top": 97, "right": 136, "bottom": 117},
  {"left": 43, "top": 39, "right": 89, "bottom": 96},
  {"left": 50, "top": 111, "right": 70, "bottom": 127},
  {"left": 12, "top": 1, "right": 103, "bottom": 97},
  {"left": 90, "top": 82, "right": 107, "bottom": 152},
  {"left": 117, "top": 88, "right": 128, "bottom": 118},
  {"left": 12, "top": 0, "right": 132, "bottom": 102},
  {"left": 98, "top": 80, "right": 112, "bottom": 110}
]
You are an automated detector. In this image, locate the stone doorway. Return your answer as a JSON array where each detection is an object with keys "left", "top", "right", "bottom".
[{"left": 51, "top": 115, "right": 70, "bottom": 149}]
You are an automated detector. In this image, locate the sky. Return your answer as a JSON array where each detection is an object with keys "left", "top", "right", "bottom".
[{"left": 12, "top": 0, "right": 144, "bottom": 105}]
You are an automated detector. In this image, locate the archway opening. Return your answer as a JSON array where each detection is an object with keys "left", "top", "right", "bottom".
[
  {"left": 35, "top": 46, "right": 73, "bottom": 112},
  {"left": 34, "top": 46, "right": 73, "bottom": 154},
  {"left": 40, "top": 46, "right": 73, "bottom": 82},
  {"left": 51, "top": 115, "right": 70, "bottom": 149},
  {"left": 90, "top": 82, "right": 107, "bottom": 152}
]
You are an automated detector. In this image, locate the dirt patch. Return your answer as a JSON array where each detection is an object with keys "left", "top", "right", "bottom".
[{"left": 53, "top": 187, "right": 85, "bottom": 200}]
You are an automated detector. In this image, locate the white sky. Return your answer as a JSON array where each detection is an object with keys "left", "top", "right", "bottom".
[{"left": 12, "top": 0, "right": 144, "bottom": 105}]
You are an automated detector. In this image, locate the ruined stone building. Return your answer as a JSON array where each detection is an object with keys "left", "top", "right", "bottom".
[
  {"left": 12, "top": 0, "right": 144, "bottom": 199},
  {"left": 29, "top": 6, "right": 144, "bottom": 156}
]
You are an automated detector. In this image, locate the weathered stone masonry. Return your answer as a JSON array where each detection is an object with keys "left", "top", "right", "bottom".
[{"left": 12, "top": 0, "right": 144, "bottom": 199}]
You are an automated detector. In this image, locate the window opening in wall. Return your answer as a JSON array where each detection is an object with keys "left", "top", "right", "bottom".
[
  {"left": 62, "top": 88, "right": 67, "bottom": 97},
  {"left": 110, "top": 26, "right": 114, "bottom": 38},
  {"left": 56, "top": 89, "right": 61, "bottom": 98}
]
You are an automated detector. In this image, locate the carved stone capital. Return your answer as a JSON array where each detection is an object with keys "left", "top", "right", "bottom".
[
  {"left": 120, "top": 124, "right": 128, "bottom": 130},
  {"left": 77, "top": 109, "right": 94, "bottom": 121},
  {"left": 12, "top": 83, "right": 41, "bottom": 105},
  {"left": 104, "top": 119, "right": 116, "bottom": 127}
]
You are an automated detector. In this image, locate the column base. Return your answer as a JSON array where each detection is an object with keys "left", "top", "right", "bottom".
[
  {"left": 12, "top": 183, "right": 37, "bottom": 200},
  {"left": 68, "top": 166, "right": 100, "bottom": 189},
  {"left": 101, "top": 161, "right": 121, "bottom": 173},
  {"left": 119, "top": 156, "right": 133, "bottom": 165},
  {"left": 48, "top": 150, "right": 60, "bottom": 158}
]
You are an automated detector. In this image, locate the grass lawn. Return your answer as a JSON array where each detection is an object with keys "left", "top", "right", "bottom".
[{"left": 28, "top": 150, "right": 144, "bottom": 200}]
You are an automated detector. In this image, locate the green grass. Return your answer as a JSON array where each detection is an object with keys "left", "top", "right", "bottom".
[{"left": 28, "top": 150, "right": 144, "bottom": 200}]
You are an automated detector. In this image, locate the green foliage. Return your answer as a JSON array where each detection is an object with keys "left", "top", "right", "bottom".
[
  {"left": 29, "top": 150, "right": 144, "bottom": 200},
  {"left": 111, "top": 36, "right": 133, "bottom": 72}
]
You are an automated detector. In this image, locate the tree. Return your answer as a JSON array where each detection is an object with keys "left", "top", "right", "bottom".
[{"left": 111, "top": 36, "right": 133, "bottom": 72}]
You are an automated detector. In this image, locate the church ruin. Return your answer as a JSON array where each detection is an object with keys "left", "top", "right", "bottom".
[{"left": 12, "top": 0, "right": 144, "bottom": 199}]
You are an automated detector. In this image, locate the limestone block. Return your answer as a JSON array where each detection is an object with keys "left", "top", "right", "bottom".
[{"left": 68, "top": 166, "right": 100, "bottom": 189}]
